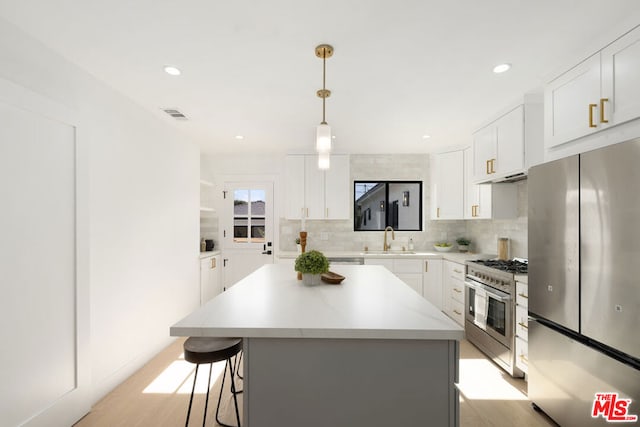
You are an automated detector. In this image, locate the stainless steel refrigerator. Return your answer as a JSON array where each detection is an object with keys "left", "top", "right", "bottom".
[{"left": 528, "top": 138, "right": 640, "bottom": 426}]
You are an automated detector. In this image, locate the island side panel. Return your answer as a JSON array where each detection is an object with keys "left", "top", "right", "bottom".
[{"left": 245, "top": 337, "right": 459, "bottom": 427}]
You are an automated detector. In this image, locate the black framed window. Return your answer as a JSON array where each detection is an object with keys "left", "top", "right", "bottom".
[{"left": 354, "top": 181, "right": 422, "bottom": 231}]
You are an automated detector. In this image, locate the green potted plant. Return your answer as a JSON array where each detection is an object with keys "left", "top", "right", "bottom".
[
  {"left": 294, "top": 250, "right": 329, "bottom": 285},
  {"left": 456, "top": 237, "right": 471, "bottom": 253}
]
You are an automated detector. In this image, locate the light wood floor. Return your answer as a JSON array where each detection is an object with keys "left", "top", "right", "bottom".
[{"left": 74, "top": 338, "right": 558, "bottom": 427}]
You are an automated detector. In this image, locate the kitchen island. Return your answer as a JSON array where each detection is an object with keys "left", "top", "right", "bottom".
[{"left": 171, "top": 263, "right": 464, "bottom": 427}]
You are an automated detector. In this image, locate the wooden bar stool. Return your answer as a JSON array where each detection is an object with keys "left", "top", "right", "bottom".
[{"left": 183, "top": 337, "right": 242, "bottom": 427}]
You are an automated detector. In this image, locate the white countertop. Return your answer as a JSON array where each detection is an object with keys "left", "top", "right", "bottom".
[
  {"left": 170, "top": 264, "right": 464, "bottom": 341},
  {"left": 199, "top": 250, "right": 221, "bottom": 258},
  {"left": 277, "top": 250, "right": 493, "bottom": 263}
]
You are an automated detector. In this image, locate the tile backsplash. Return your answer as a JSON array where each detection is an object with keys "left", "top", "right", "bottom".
[
  {"left": 280, "top": 154, "right": 529, "bottom": 258},
  {"left": 464, "top": 180, "right": 528, "bottom": 258}
]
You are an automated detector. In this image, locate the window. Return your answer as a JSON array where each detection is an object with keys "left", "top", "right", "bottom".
[
  {"left": 233, "top": 189, "right": 266, "bottom": 243},
  {"left": 354, "top": 181, "right": 422, "bottom": 231}
]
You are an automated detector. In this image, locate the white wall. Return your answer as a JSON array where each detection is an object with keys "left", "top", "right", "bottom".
[{"left": 0, "top": 17, "right": 200, "bottom": 419}]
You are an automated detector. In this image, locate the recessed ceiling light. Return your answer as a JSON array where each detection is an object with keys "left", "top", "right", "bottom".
[
  {"left": 164, "top": 65, "right": 181, "bottom": 76},
  {"left": 422, "top": 134, "right": 431, "bottom": 139},
  {"left": 493, "top": 63, "right": 511, "bottom": 74},
  {"left": 235, "top": 135, "right": 244, "bottom": 140},
  {"left": 332, "top": 135, "right": 336, "bottom": 139}
]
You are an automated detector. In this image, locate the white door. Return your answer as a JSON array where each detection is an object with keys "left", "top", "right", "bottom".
[
  {"left": 222, "top": 182, "right": 274, "bottom": 289},
  {"left": 0, "top": 78, "right": 90, "bottom": 426}
]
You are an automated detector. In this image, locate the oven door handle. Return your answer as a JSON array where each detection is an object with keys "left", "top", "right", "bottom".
[{"left": 465, "top": 280, "right": 511, "bottom": 302}]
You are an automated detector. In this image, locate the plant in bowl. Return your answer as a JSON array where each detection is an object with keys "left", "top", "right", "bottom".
[
  {"left": 294, "top": 250, "right": 329, "bottom": 285},
  {"left": 456, "top": 237, "right": 471, "bottom": 253},
  {"left": 433, "top": 242, "right": 453, "bottom": 252}
]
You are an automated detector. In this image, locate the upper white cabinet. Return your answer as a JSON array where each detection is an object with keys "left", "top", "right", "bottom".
[
  {"left": 545, "top": 25, "right": 640, "bottom": 150},
  {"left": 324, "top": 155, "right": 350, "bottom": 220},
  {"left": 473, "top": 95, "right": 543, "bottom": 184},
  {"left": 473, "top": 106, "right": 524, "bottom": 182},
  {"left": 200, "top": 179, "right": 215, "bottom": 212},
  {"left": 430, "top": 150, "right": 464, "bottom": 220},
  {"left": 464, "top": 147, "right": 517, "bottom": 220},
  {"left": 285, "top": 154, "right": 350, "bottom": 220}
]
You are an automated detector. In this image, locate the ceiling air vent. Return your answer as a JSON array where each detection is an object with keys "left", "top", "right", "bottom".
[{"left": 162, "top": 108, "right": 188, "bottom": 121}]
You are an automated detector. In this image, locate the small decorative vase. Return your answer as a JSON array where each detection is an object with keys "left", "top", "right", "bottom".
[
  {"left": 458, "top": 244, "right": 469, "bottom": 253},
  {"left": 302, "top": 273, "right": 320, "bottom": 286}
]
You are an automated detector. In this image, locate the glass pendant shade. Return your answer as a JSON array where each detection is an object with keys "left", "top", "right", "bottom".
[
  {"left": 318, "top": 152, "right": 330, "bottom": 170},
  {"left": 316, "top": 123, "right": 332, "bottom": 153}
]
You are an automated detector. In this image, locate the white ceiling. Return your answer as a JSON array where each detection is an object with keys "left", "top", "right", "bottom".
[{"left": 0, "top": 1, "right": 638, "bottom": 155}]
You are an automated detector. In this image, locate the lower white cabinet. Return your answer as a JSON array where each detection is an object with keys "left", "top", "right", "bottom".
[
  {"left": 423, "top": 259, "right": 443, "bottom": 310},
  {"left": 443, "top": 260, "right": 466, "bottom": 326},
  {"left": 200, "top": 255, "right": 221, "bottom": 305},
  {"left": 515, "top": 280, "right": 529, "bottom": 374},
  {"left": 364, "top": 258, "right": 423, "bottom": 295}
]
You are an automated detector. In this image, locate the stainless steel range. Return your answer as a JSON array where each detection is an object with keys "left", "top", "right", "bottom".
[{"left": 464, "top": 258, "right": 528, "bottom": 378}]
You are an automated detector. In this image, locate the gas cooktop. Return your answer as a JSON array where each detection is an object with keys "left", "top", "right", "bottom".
[{"left": 469, "top": 259, "right": 528, "bottom": 274}]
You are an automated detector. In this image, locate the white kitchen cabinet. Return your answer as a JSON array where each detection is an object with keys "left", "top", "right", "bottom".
[
  {"left": 303, "top": 155, "right": 325, "bottom": 219},
  {"left": 443, "top": 260, "right": 465, "bottom": 326},
  {"left": 200, "top": 179, "right": 215, "bottom": 212},
  {"left": 285, "top": 154, "right": 350, "bottom": 220},
  {"left": 545, "top": 25, "right": 640, "bottom": 150},
  {"left": 473, "top": 106, "right": 525, "bottom": 183},
  {"left": 200, "top": 254, "right": 221, "bottom": 305},
  {"left": 430, "top": 150, "right": 464, "bottom": 220},
  {"left": 324, "top": 154, "right": 350, "bottom": 219},
  {"left": 464, "top": 147, "right": 517, "bottom": 219},
  {"left": 423, "top": 259, "right": 443, "bottom": 310},
  {"left": 284, "top": 156, "right": 305, "bottom": 220},
  {"left": 545, "top": 54, "right": 601, "bottom": 148},
  {"left": 365, "top": 258, "right": 423, "bottom": 295},
  {"left": 515, "top": 279, "right": 529, "bottom": 375}
]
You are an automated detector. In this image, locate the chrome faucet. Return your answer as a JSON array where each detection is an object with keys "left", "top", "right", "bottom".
[{"left": 383, "top": 226, "right": 395, "bottom": 251}]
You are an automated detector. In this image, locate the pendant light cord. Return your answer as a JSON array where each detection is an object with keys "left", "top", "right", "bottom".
[{"left": 321, "top": 52, "right": 327, "bottom": 125}]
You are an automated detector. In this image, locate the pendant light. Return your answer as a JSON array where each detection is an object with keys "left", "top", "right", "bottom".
[{"left": 315, "top": 44, "right": 333, "bottom": 169}]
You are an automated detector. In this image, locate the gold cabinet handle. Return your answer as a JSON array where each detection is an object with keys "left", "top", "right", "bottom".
[
  {"left": 425, "top": 260, "right": 428, "bottom": 272},
  {"left": 490, "top": 159, "right": 496, "bottom": 174},
  {"left": 211, "top": 258, "right": 216, "bottom": 269},
  {"left": 453, "top": 269, "right": 463, "bottom": 274},
  {"left": 453, "top": 309, "right": 462, "bottom": 315},
  {"left": 306, "top": 208, "right": 309, "bottom": 217},
  {"left": 589, "top": 103, "right": 598, "bottom": 128},
  {"left": 453, "top": 288, "right": 462, "bottom": 293},
  {"left": 437, "top": 207, "right": 440, "bottom": 218},
  {"left": 518, "top": 321, "right": 528, "bottom": 329},
  {"left": 600, "top": 98, "right": 609, "bottom": 123},
  {"left": 518, "top": 292, "right": 528, "bottom": 299},
  {"left": 519, "top": 354, "right": 528, "bottom": 362},
  {"left": 326, "top": 207, "right": 329, "bottom": 218},
  {"left": 486, "top": 159, "right": 490, "bottom": 175}
]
